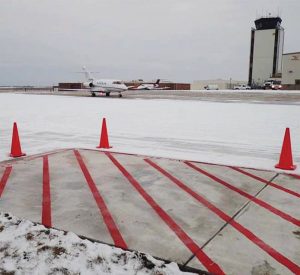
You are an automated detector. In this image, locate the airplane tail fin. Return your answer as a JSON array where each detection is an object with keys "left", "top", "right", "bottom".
[
  {"left": 154, "top": 79, "right": 160, "bottom": 87},
  {"left": 82, "top": 66, "right": 93, "bottom": 81}
]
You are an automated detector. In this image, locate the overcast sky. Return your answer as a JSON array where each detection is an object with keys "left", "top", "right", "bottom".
[{"left": 0, "top": 0, "right": 299, "bottom": 85}]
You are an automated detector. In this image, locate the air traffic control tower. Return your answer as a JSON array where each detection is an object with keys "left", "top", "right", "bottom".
[{"left": 248, "top": 17, "right": 284, "bottom": 86}]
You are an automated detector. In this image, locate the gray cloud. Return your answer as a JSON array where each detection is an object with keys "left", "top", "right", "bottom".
[{"left": 0, "top": 0, "right": 299, "bottom": 85}]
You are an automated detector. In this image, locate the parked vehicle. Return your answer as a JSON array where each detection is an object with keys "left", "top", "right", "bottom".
[
  {"left": 250, "top": 84, "right": 264, "bottom": 90},
  {"left": 264, "top": 80, "right": 282, "bottom": 90},
  {"left": 204, "top": 84, "right": 219, "bottom": 90},
  {"left": 233, "top": 84, "right": 251, "bottom": 90}
]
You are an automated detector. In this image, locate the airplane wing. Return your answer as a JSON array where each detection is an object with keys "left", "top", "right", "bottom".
[
  {"left": 153, "top": 87, "right": 170, "bottom": 90},
  {"left": 129, "top": 86, "right": 147, "bottom": 90},
  {"left": 57, "top": 87, "right": 106, "bottom": 93},
  {"left": 57, "top": 88, "right": 91, "bottom": 91},
  {"left": 127, "top": 86, "right": 138, "bottom": 90}
]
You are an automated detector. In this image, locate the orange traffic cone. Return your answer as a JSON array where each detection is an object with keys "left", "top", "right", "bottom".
[
  {"left": 97, "top": 118, "right": 112, "bottom": 149},
  {"left": 275, "top": 128, "right": 296, "bottom": 170},
  {"left": 10, "top": 122, "right": 26, "bottom": 158}
]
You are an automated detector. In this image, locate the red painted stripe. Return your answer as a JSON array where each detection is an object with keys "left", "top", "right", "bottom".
[
  {"left": 0, "top": 166, "right": 12, "bottom": 197},
  {"left": 289, "top": 173, "right": 300, "bottom": 180},
  {"left": 74, "top": 150, "right": 127, "bottom": 249},
  {"left": 42, "top": 156, "right": 52, "bottom": 227},
  {"left": 145, "top": 159, "right": 300, "bottom": 274},
  {"left": 106, "top": 152, "right": 225, "bottom": 275},
  {"left": 230, "top": 166, "right": 300, "bottom": 199},
  {"left": 185, "top": 162, "right": 300, "bottom": 227}
]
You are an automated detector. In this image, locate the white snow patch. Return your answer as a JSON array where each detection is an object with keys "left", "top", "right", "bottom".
[
  {"left": 190, "top": 89, "right": 300, "bottom": 95},
  {"left": 0, "top": 93, "right": 299, "bottom": 174},
  {"left": 0, "top": 212, "right": 195, "bottom": 274}
]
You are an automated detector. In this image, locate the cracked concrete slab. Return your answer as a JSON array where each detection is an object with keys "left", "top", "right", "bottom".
[
  {"left": 188, "top": 221, "right": 293, "bottom": 275},
  {"left": 272, "top": 173, "right": 300, "bottom": 194},
  {"left": 150, "top": 159, "right": 272, "bottom": 217}
]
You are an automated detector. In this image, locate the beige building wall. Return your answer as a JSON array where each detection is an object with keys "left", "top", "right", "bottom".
[
  {"left": 252, "top": 29, "right": 276, "bottom": 84},
  {"left": 282, "top": 52, "right": 300, "bottom": 85},
  {"left": 192, "top": 79, "right": 246, "bottom": 90}
]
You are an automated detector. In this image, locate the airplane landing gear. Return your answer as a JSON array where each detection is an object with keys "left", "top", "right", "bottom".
[
  {"left": 105, "top": 92, "right": 110, "bottom": 97},
  {"left": 91, "top": 92, "right": 96, "bottom": 97},
  {"left": 118, "top": 93, "right": 122, "bottom": 98}
]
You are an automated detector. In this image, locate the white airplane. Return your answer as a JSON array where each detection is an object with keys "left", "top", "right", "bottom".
[
  {"left": 82, "top": 67, "right": 128, "bottom": 97},
  {"left": 130, "top": 79, "right": 170, "bottom": 90}
]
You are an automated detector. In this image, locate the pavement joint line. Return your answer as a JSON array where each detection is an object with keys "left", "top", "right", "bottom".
[
  {"left": 143, "top": 159, "right": 300, "bottom": 273},
  {"left": 230, "top": 167, "right": 300, "bottom": 199},
  {"left": 1, "top": 146, "right": 295, "bottom": 179},
  {"left": 182, "top": 219, "right": 234, "bottom": 268},
  {"left": 183, "top": 173, "right": 280, "bottom": 267},
  {"left": 0, "top": 148, "right": 72, "bottom": 167},
  {"left": 105, "top": 152, "right": 225, "bottom": 275},
  {"left": 0, "top": 166, "right": 13, "bottom": 197},
  {"left": 80, "top": 148, "right": 264, "bottom": 173},
  {"left": 184, "top": 162, "right": 300, "bottom": 227},
  {"left": 80, "top": 147, "right": 298, "bottom": 178},
  {"left": 73, "top": 149, "right": 128, "bottom": 250},
  {"left": 42, "top": 155, "right": 52, "bottom": 228}
]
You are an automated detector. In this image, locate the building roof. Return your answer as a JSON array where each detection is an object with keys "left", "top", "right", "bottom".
[
  {"left": 283, "top": 52, "right": 300, "bottom": 55},
  {"left": 254, "top": 17, "right": 282, "bottom": 30}
]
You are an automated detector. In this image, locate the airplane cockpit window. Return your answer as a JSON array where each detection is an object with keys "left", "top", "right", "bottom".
[{"left": 113, "top": 81, "right": 122, "bottom": 84}]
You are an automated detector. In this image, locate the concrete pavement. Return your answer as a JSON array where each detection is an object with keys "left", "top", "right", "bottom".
[{"left": 0, "top": 149, "right": 299, "bottom": 274}]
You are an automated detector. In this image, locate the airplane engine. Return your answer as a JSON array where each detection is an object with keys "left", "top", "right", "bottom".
[{"left": 83, "top": 82, "right": 94, "bottom": 88}]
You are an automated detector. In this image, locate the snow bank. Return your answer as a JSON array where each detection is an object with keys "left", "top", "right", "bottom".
[{"left": 0, "top": 212, "right": 195, "bottom": 275}]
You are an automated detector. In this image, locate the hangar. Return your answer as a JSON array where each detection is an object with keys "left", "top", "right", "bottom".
[
  {"left": 58, "top": 82, "right": 84, "bottom": 90},
  {"left": 192, "top": 79, "right": 246, "bottom": 90},
  {"left": 282, "top": 52, "right": 300, "bottom": 90}
]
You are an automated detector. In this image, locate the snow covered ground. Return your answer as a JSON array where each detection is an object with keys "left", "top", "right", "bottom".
[
  {"left": 189, "top": 89, "right": 300, "bottom": 95},
  {"left": 0, "top": 93, "right": 299, "bottom": 173},
  {"left": 0, "top": 212, "right": 194, "bottom": 275}
]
